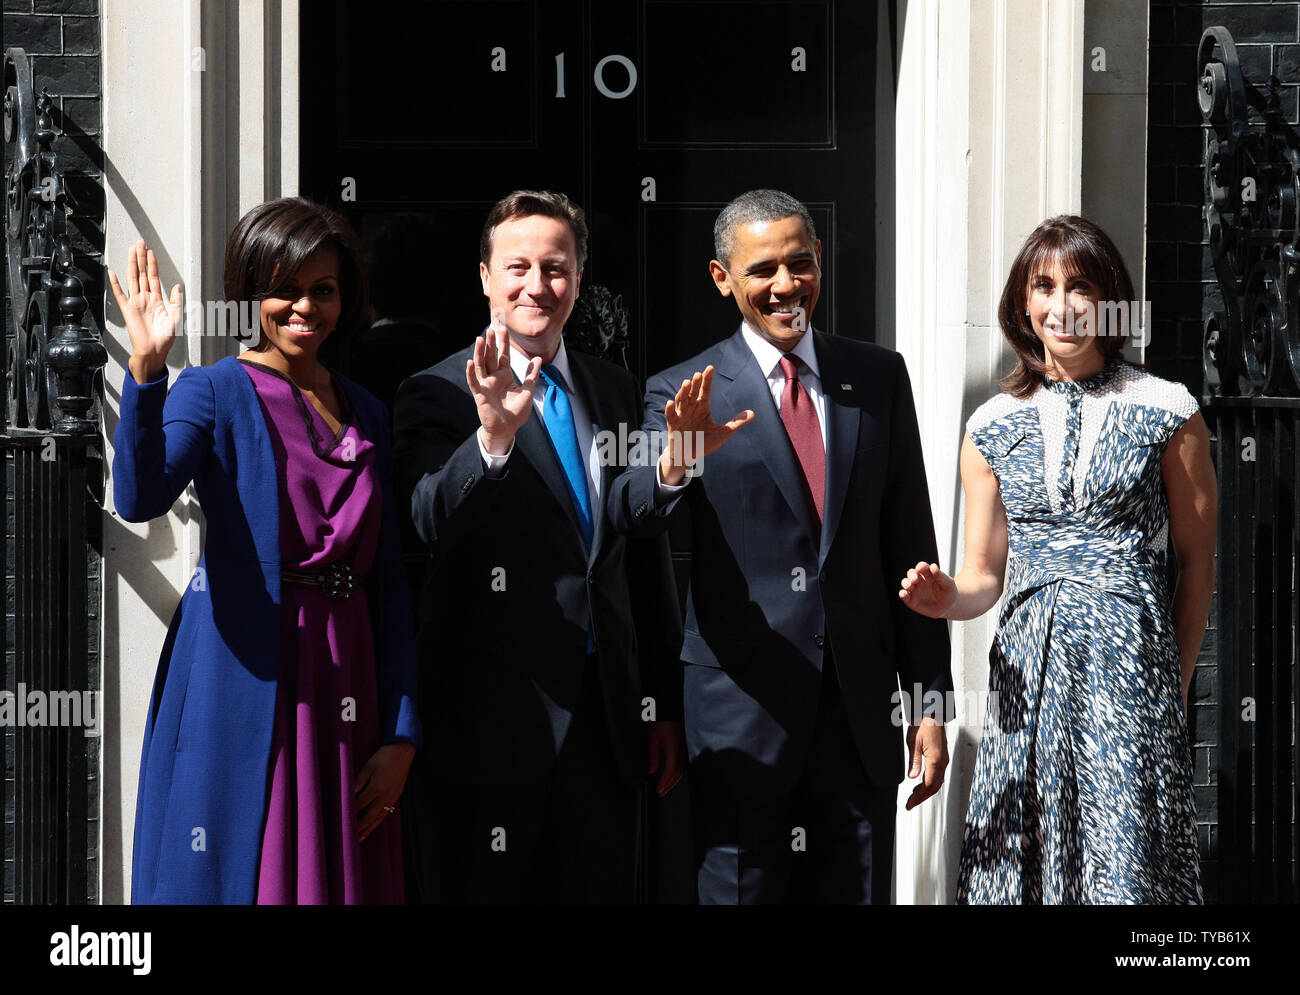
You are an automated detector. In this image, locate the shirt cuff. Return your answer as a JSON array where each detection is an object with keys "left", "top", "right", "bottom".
[
  {"left": 477, "top": 429, "right": 513, "bottom": 477},
  {"left": 654, "top": 460, "right": 689, "bottom": 503}
]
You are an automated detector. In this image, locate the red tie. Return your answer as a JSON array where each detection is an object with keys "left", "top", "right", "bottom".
[{"left": 778, "top": 354, "right": 825, "bottom": 524}]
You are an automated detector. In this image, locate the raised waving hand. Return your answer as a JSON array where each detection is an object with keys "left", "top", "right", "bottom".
[
  {"left": 466, "top": 314, "right": 541, "bottom": 456},
  {"left": 657, "top": 365, "right": 755, "bottom": 485},
  {"left": 108, "top": 238, "right": 182, "bottom": 384}
]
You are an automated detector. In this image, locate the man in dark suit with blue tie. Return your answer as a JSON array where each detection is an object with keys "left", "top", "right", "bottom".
[
  {"left": 608, "top": 189, "right": 952, "bottom": 904},
  {"left": 394, "top": 190, "right": 684, "bottom": 903}
]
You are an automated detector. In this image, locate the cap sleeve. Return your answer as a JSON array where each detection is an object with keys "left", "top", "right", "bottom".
[
  {"left": 966, "top": 392, "right": 1030, "bottom": 464},
  {"left": 1169, "top": 381, "right": 1200, "bottom": 424}
]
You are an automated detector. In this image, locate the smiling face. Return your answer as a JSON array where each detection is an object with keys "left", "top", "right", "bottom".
[
  {"left": 709, "top": 214, "right": 821, "bottom": 351},
  {"left": 256, "top": 247, "right": 341, "bottom": 363},
  {"left": 479, "top": 214, "right": 582, "bottom": 362},
  {"left": 1026, "top": 253, "right": 1105, "bottom": 374}
]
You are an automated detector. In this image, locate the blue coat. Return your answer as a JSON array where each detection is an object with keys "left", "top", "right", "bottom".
[{"left": 114, "top": 355, "right": 421, "bottom": 904}]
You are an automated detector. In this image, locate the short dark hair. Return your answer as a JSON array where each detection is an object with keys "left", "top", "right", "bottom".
[
  {"left": 997, "top": 215, "right": 1137, "bottom": 398},
  {"left": 223, "top": 196, "right": 369, "bottom": 347},
  {"left": 480, "top": 190, "right": 589, "bottom": 269},
  {"left": 714, "top": 189, "right": 817, "bottom": 268}
]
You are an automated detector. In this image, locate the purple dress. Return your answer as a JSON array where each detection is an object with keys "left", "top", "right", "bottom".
[{"left": 239, "top": 359, "right": 403, "bottom": 904}]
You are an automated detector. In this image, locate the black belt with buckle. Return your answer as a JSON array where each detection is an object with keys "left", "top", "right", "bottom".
[{"left": 281, "top": 562, "right": 364, "bottom": 601}]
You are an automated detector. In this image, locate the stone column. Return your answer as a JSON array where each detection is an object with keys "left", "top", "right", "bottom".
[{"left": 890, "top": 0, "right": 1086, "bottom": 905}]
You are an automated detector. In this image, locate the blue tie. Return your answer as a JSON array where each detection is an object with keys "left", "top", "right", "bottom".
[
  {"left": 539, "top": 364, "right": 594, "bottom": 547},
  {"left": 539, "top": 364, "right": 595, "bottom": 653}
]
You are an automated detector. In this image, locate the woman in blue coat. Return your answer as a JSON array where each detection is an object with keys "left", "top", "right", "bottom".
[{"left": 111, "top": 198, "right": 421, "bottom": 903}]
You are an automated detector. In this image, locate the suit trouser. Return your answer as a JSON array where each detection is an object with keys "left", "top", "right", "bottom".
[
  {"left": 421, "top": 654, "right": 638, "bottom": 904},
  {"left": 692, "top": 651, "right": 897, "bottom": 904}
]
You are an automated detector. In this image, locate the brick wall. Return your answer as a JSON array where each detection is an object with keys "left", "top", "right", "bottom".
[{"left": 1147, "top": 0, "right": 1300, "bottom": 904}]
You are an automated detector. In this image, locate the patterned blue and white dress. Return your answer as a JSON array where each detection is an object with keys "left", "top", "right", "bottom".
[{"left": 957, "top": 358, "right": 1203, "bottom": 905}]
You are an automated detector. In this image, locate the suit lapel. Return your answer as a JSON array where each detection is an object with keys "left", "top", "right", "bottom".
[
  {"left": 715, "top": 327, "right": 818, "bottom": 539},
  {"left": 814, "top": 332, "right": 861, "bottom": 564},
  {"left": 566, "top": 350, "right": 612, "bottom": 564}
]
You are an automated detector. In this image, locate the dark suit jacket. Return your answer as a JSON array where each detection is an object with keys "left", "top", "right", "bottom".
[
  {"left": 394, "top": 340, "right": 682, "bottom": 785},
  {"left": 608, "top": 327, "right": 951, "bottom": 796}
]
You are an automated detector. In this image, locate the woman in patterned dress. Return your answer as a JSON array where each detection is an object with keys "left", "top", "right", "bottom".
[
  {"left": 112, "top": 199, "right": 420, "bottom": 903},
  {"left": 898, "top": 216, "right": 1217, "bottom": 904}
]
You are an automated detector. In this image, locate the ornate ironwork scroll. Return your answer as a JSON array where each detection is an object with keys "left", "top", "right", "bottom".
[
  {"left": 5, "top": 47, "right": 107, "bottom": 434},
  {"left": 1199, "top": 27, "right": 1300, "bottom": 397}
]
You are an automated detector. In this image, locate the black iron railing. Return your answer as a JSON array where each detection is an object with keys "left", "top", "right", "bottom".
[
  {"left": 2, "top": 46, "right": 105, "bottom": 904},
  {"left": 1199, "top": 26, "right": 1300, "bottom": 904}
]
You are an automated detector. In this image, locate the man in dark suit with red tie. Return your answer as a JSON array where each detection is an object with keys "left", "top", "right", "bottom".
[{"left": 608, "top": 189, "right": 952, "bottom": 904}]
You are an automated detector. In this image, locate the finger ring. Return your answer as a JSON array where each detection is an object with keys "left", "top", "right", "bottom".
[{"left": 383, "top": 805, "right": 396, "bottom": 814}]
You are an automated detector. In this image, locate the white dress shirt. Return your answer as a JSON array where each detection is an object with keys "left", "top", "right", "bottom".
[
  {"left": 740, "top": 322, "right": 828, "bottom": 449},
  {"left": 476, "top": 337, "right": 601, "bottom": 509}
]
